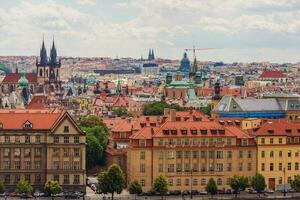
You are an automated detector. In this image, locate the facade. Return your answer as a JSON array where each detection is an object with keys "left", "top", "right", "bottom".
[
  {"left": 0, "top": 109, "right": 86, "bottom": 192},
  {"left": 127, "top": 120, "right": 256, "bottom": 192},
  {"left": 254, "top": 119, "right": 300, "bottom": 191}
]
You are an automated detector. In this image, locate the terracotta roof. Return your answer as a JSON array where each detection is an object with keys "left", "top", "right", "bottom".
[
  {"left": 260, "top": 70, "right": 286, "bottom": 78},
  {"left": 2, "top": 73, "right": 37, "bottom": 84},
  {"left": 254, "top": 119, "right": 300, "bottom": 136},
  {"left": 130, "top": 127, "right": 157, "bottom": 139},
  {"left": 0, "top": 109, "right": 65, "bottom": 130},
  {"left": 27, "top": 95, "right": 48, "bottom": 109}
]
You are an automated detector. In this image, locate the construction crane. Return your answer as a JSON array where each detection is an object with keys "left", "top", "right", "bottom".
[{"left": 184, "top": 46, "right": 222, "bottom": 60}]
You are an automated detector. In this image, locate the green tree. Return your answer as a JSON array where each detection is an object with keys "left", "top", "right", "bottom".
[
  {"left": 15, "top": 180, "right": 33, "bottom": 196},
  {"left": 251, "top": 173, "right": 266, "bottom": 196},
  {"left": 114, "top": 107, "right": 128, "bottom": 117},
  {"left": 0, "top": 181, "right": 5, "bottom": 194},
  {"left": 97, "top": 164, "right": 125, "bottom": 200},
  {"left": 206, "top": 178, "right": 218, "bottom": 197},
  {"left": 291, "top": 175, "right": 300, "bottom": 192},
  {"left": 230, "top": 175, "right": 249, "bottom": 198},
  {"left": 86, "top": 134, "right": 103, "bottom": 169},
  {"left": 152, "top": 175, "right": 168, "bottom": 199},
  {"left": 44, "top": 180, "right": 63, "bottom": 199},
  {"left": 128, "top": 180, "right": 142, "bottom": 200},
  {"left": 200, "top": 103, "right": 212, "bottom": 116},
  {"left": 143, "top": 102, "right": 184, "bottom": 116},
  {"left": 80, "top": 115, "right": 103, "bottom": 128}
]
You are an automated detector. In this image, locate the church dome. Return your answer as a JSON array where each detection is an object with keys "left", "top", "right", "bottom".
[
  {"left": 179, "top": 52, "right": 190, "bottom": 73},
  {"left": 18, "top": 67, "right": 29, "bottom": 88}
]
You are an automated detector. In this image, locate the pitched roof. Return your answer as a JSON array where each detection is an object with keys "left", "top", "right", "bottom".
[
  {"left": 2, "top": 73, "right": 37, "bottom": 84},
  {"left": 254, "top": 119, "right": 300, "bottom": 136},
  {"left": 260, "top": 70, "right": 286, "bottom": 78},
  {"left": 0, "top": 109, "right": 65, "bottom": 130}
]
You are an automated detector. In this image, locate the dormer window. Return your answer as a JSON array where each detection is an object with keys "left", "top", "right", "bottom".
[
  {"left": 211, "top": 129, "right": 217, "bottom": 134},
  {"left": 171, "top": 129, "right": 177, "bottom": 135},
  {"left": 267, "top": 129, "right": 274, "bottom": 134},
  {"left": 200, "top": 129, "right": 207, "bottom": 135},
  {"left": 286, "top": 129, "right": 292, "bottom": 133},
  {"left": 232, "top": 104, "right": 237, "bottom": 109},
  {"left": 181, "top": 128, "right": 187, "bottom": 135},
  {"left": 64, "top": 126, "right": 69, "bottom": 133},
  {"left": 23, "top": 121, "right": 32, "bottom": 129},
  {"left": 218, "top": 129, "right": 225, "bottom": 134},
  {"left": 163, "top": 129, "right": 169, "bottom": 135},
  {"left": 191, "top": 128, "right": 197, "bottom": 135},
  {"left": 297, "top": 129, "right": 300, "bottom": 133}
]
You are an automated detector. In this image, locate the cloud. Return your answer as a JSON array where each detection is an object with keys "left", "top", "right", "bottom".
[
  {"left": 77, "top": 0, "right": 95, "bottom": 6},
  {"left": 113, "top": 2, "right": 129, "bottom": 8}
]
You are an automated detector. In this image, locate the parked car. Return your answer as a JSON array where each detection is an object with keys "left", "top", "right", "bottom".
[
  {"left": 53, "top": 192, "right": 64, "bottom": 197},
  {"left": 169, "top": 190, "right": 181, "bottom": 195},
  {"left": 182, "top": 190, "right": 190, "bottom": 195},
  {"left": 34, "top": 191, "right": 45, "bottom": 197},
  {"left": 199, "top": 190, "right": 208, "bottom": 195},
  {"left": 247, "top": 188, "right": 257, "bottom": 194},
  {"left": 225, "top": 189, "right": 233, "bottom": 194},
  {"left": 264, "top": 188, "right": 274, "bottom": 194},
  {"left": 218, "top": 189, "right": 226, "bottom": 194},
  {"left": 191, "top": 190, "right": 199, "bottom": 195},
  {"left": 0, "top": 192, "right": 8, "bottom": 197}
]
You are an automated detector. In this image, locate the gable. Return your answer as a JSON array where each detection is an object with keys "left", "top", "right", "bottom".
[{"left": 51, "top": 113, "right": 84, "bottom": 135}]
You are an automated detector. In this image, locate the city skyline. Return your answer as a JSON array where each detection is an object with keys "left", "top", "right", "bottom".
[{"left": 1, "top": 0, "right": 300, "bottom": 63}]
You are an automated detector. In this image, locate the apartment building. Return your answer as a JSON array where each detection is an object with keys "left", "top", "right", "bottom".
[
  {"left": 127, "top": 120, "right": 256, "bottom": 192},
  {"left": 0, "top": 109, "right": 86, "bottom": 192}
]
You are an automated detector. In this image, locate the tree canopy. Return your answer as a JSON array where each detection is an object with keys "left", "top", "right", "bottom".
[
  {"left": 200, "top": 103, "right": 212, "bottom": 116},
  {"left": 229, "top": 175, "right": 249, "bottom": 197},
  {"left": 143, "top": 102, "right": 184, "bottom": 116},
  {"left": 97, "top": 164, "right": 125, "bottom": 200},
  {"left": 15, "top": 180, "right": 33, "bottom": 195},
  {"left": 128, "top": 180, "right": 142, "bottom": 200},
  {"left": 152, "top": 175, "right": 168, "bottom": 195},
  {"left": 206, "top": 178, "right": 218, "bottom": 196},
  {"left": 0, "top": 181, "right": 5, "bottom": 194},
  {"left": 44, "top": 180, "right": 63, "bottom": 197},
  {"left": 251, "top": 173, "right": 266, "bottom": 194},
  {"left": 291, "top": 175, "right": 300, "bottom": 192}
]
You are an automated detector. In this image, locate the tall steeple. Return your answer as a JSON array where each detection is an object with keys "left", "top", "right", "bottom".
[
  {"left": 148, "top": 49, "right": 152, "bottom": 61},
  {"left": 190, "top": 57, "right": 198, "bottom": 77},
  {"left": 151, "top": 49, "right": 155, "bottom": 60},
  {"left": 39, "top": 35, "right": 48, "bottom": 66},
  {"left": 49, "top": 36, "right": 57, "bottom": 67}
]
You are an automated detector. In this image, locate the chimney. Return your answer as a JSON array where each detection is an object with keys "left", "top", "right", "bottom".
[
  {"left": 164, "top": 108, "right": 170, "bottom": 116},
  {"left": 170, "top": 109, "right": 176, "bottom": 122}
]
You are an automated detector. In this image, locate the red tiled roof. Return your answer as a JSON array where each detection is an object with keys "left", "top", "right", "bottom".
[
  {"left": 0, "top": 109, "right": 65, "bottom": 130},
  {"left": 130, "top": 127, "right": 157, "bottom": 139},
  {"left": 2, "top": 73, "right": 37, "bottom": 84},
  {"left": 27, "top": 95, "right": 48, "bottom": 109},
  {"left": 254, "top": 119, "right": 300, "bottom": 136},
  {"left": 260, "top": 70, "right": 286, "bottom": 78}
]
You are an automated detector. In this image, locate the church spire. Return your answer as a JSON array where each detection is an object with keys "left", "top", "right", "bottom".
[
  {"left": 151, "top": 49, "right": 155, "bottom": 60},
  {"left": 39, "top": 34, "right": 48, "bottom": 66},
  {"left": 49, "top": 35, "right": 57, "bottom": 67},
  {"left": 148, "top": 49, "right": 151, "bottom": 61}
]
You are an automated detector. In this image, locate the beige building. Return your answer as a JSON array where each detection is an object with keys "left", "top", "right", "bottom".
[
  {"left": 0, "top": 109, "right": 86, "bottom": 192},
  {"left": 127, "top": 120, "right": 256, "bottom": 192}
]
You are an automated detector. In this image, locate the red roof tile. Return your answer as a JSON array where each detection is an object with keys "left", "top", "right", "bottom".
[
  {"left": 254, "top": 119, "right": 300, "bottom": 136},
  {"left": 260, "top": 70, "right": 286, "bottom": 78},
  {"left": 1, "top": 73, "right": 37, "bottom": 84}
]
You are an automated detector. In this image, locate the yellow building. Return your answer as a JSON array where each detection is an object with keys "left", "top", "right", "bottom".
[
  {"left": 127, "top": 120, "right": 256, "bottom": 192},
  {"left": 0, "top": 109, "right": 86, "bottom": 192},
  {"left": 241, "top": 118, "right": 262, "bottom": 130},
  {"left": 254, "top": 119, "right": 300, "bottom": 190}
]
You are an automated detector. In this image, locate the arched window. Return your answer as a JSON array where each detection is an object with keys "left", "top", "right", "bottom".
[{"left": 39, "top": 68, "right": 43, "bottom": 77}]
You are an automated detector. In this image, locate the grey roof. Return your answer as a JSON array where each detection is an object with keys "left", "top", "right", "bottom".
[{"left": 235, "top": 98, "right": 282, "bottom": 111}]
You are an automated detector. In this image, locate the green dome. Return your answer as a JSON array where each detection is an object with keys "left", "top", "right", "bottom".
[{"left": 18, "top": 67, "right": 28, "bottom": 89}]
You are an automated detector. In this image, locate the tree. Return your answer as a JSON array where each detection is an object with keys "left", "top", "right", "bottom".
[
  {"left": 143, "top": 102, "right": 184, "bottom": 116},
  {"left": 251, "top": 173, "right": 266, "bottom": 196},
  {"left": 86, "top": 134, "right": 103, "bottom": 169},
  {"left": 291, "top": 175, "right": 300, "bottom": 192},
  {"left": 206, "top": 178, "right": 218, "bottom": 197},
  {"left": 128, "top": 180, "right": 142, "bottom": 200},
  {"left": 80, "top": 115, "right": 104, "bottom": 128},
  {"left": 97, "top": 164, "right": 125, "bottom": 200},
  {"left": 230, "top": 175, "right": 249, "bottom": 198},
  {"left": 152, "top": 175, "right": 168, "bottom": 199},
  {"left": 15, "top": 180, "right": 33, "bottom": 196},
  {"left": 114, "top": 107, "right": 128, "bottom": 117},
  {"left": 200, "top": 103, "right": 212, "bottom": 116},
  {"left": 44, "top": 180, "right": 63, "bottom": 199},
  {"left": 0, "top": 181, "right": 5, "bottom": 194}
]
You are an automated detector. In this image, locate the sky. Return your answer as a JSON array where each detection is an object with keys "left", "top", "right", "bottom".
[{"left": 0, "top": 0, "right": 300, "bottom": 63}]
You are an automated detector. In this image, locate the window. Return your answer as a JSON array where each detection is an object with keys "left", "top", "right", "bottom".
[
  {"left": 261, "top": 163, "right": 265, "bottom": 171},
  {"left": 201, "top": 178, "right": 206, "bottom": 186},
  {"left": 261, "top": 151, "right": 265, "bottom": 158},
  {"left": 288, "top": 163, "right": 291, "bottom": 170},
  {"left": 64, "top": 136, "right": 69, "bottom": 144},
  {"left": 216, "top": 151, "right": 223, "bottom": 159},
  {"left": 15, "top": 161, "right": 20, "bottom": 169},
  {"left": 158, "top": 151, "right": 163, "bottom": 159},
  {"left": 25, "top": 174, "right": 31, "bottom": 183},
  {"left": 279, "top": 163, "right": 282, "bottom": 171},
  {"left": 184, "top": 151, "right": 190, "bottom": 158},
  {"left": 14, "top": 148, "right": 20, "bottom": 157},
  {"left": 15, "top": 136, "right": 20, "bottom": 143},
  {"left": 217, "top": 178, "right": 222, "bottom": 185},
  {"left": 184, "top": 138, "right": 190, "bottom": 145},
  {"left": 279, "top": 177, "right": 283, "bottom": 185},
  {"left": 239, "top": 150, "right": 243, "bottom": 158},
  {"left": 279, "top": 151, "right": 283, "bottom": 157},
  {"left": 24, "top": 121, "right": 32, "bottom": 129},
  {"left": 168, "top": 178, "right": 173, "bottom": 186},
  {"left": 5, "top": 136, "right": 10, "bottom": 143},
  {"left": 4, "top": 148, "right": 10, "bottom": 157},
  {"left": 53, "top": 148, "right": 59, "bottom": 156},
  {"left": 176, "top": 164, "right": 181, "bottom": 172},
  {"left": 238, "top": 163, "right": 243, "bottom": 171},
  {"left": 227, "top": 138, "right": 232, "bottom": 145},
  {"left": 176, "top": 138, "right": 182, "bottom": 145},
  {"left": 296, "top": 151, "right": 299, "bottom": 157},
  {"left": 192, "top": 151, "right": 198, "bottom": 158},
  {"left": 140, "top": 164, "right": 145, "bottom": 173},
  {"left": 53, "top": 161, "right": 59, "bottom": 169},
  {"left": 64, "top": 126, "right": 69, "bottom": 133},
  {"left": 35, "top": 148, "right": 41, "bottom": 156},
  {"left": 53, "top": 175, "right": 59, "bottom": 182},
  {"left": 270, "top": 151, "right": 274, "bottom": 158},
  {"left": 74, "top": 148, "right": 80, "bottom": 157},
  {"left": 54, "top": 136, "right": 59, "bottom": 143},
  {"left": 35, "top": 161, "right": 41, "bottom": 169},
  {"left": 158, "top": 139, "right": 163, "bottom": 146},
  {"left": 248, "top": 151, "right": 252, "bottom": 158},
  {"left": 193, "top": 179, "right": 198, "bottom": 186},
  {"left": 63, "top": 161, "right": 70, "bottom": 170},
  {"left": 185, "top": 178, "right": 189, "bottom": 186},
  {"left": 216, "top": 163, "right": 223, "bottom": 172},
  {"left": 158, "top": 164, "right": 163, "bottom": 172},
  {"left": 261, "top": 138, "right": 265, "bottom": 144},
  {"left": 74, "top": 161, "right": 80, "bottom": 170},
  {"left": 167, "top": 151, "right": 174, "bottom": 159},
  {"left": 227, "top": 163, "right": 232, "bottom": 172},
  {"left": 140, "top": 179, "right": 145, "bottom": 187},
  {"left": 201, "top": 151, "right": 206, "bottom": 159},
  {"left": 176, "top": 179, "right": 181, "bottom": 186},
  {"left": 168, "top": 164, "right": 174, "bottom": 173},
  {"left": 279, "top": 138, "right": 282, "bottom": 144},
  {"left": 35, "top": 135, "right": 41, "bottom": 143},
  {"left": 139, "top": 139, "right": 146, "bottom": 147},
  {"left": 4, "top": 174, "right": 10, "bottom": 184},
  {"left": 63, "top": 148, "right": 69, "bottom": 156},
  {"left": 296, "top": 162, "right": 299, "bottom": 171},
  {"left": 288, "top": 150, "right": 292, "bottom": 157},
  {"left": 63, "top": 175, "right": 70, "bottom": 184},
  {"left": 270, "top": 163, "right": 274, "bottom": 171},
  {"left": 24, "top": 148, "right": 31, "bottom": 157},
  {"left": 247, "top": 163, "right": 252, "bottom": 171},
  {"left": 74, "top": 175, "right": 80, "bottom": 184},
  {"left": 35, "top": 174, "right": 41, "bottom": 184},
  {"left": 270, "top": 138, "right": 274, "bottom": 144},
  {"left": 25, "top": 136, "right": 30, "bottom": 143},
  {"left": 176, "top": 151, "right": 182, "bottom": 159},
  {"left": 4, "top": 161, "right": 10, "bottom": 169},
  {"left": 74, "top": 136, "right": 80, "bottom": 143},
  {"left": 14, "top": 174, "right": 20, "bottom": 184},
  {"left": 25, "top": 161, "right": 31, "bottom": 169},
  {"left": 209, "top": 151, "right": 214, "bottom": 159},
  {"left": 227, "top": 151, "right": 232, "bottom": 159}
]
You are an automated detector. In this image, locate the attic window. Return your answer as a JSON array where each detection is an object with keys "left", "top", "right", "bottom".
[
  {"left": 286, "top": 129, "right": 292, "bottom": 133},
  {"left": 23, "top": 121, "right": 32, "bottom": 129},
  {"left": 219, "top": 120, "right": 225, "bottom": 125},
  {"left": 211, "top": 129, "right": 217, "bottom": 134},
  {"left": 200, "top": 129, "right": 207, "bottom": 135},
  {"left": 235, "top": 120, "right": 241, "bottom": 125},
  {"left": 181, "top": 128, "right": 187, "bottom": 135},
  {"left": 267, "top": 129, "right": 274, "bottom": 134},
  {"left": 218, "top": 129, "right": 225, "bottom": 134},
  {"left": 163, "top": 129, "right": 169, "bottom": 135},
  {"left": 232, "top": 104, "right": 237, "bottom": 109},
  {"left": 171, "top": 129, "right": 177, "bottom": 135},
  {"left": 64, "top": 126, "right": 69, "bottom": 133},
  {"left": 191, "top": 128, "right": 197, "bottom": 135},
  {"left": 298, "top": 129, "right": 300, "bottom": 133}
]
